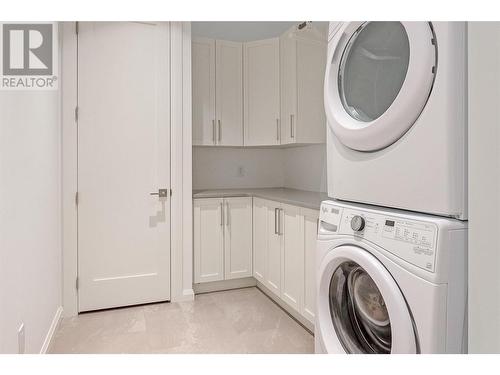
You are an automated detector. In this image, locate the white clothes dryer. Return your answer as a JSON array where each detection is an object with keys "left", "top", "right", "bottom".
[
  {"left": 324, "top": 22, "right": 467, "bottom": 219},
  {"left": 315, "top": 200, "right": 467, "bottom": 354}
]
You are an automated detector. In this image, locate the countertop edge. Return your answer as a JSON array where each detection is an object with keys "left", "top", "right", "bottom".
[{"left": 192, "top": 189, "right": 328, "bottom": 210}]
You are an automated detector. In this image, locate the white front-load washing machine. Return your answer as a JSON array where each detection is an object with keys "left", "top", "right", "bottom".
[
  {"left": 324, "top": 22, "right": 467, "bottom": 219},
  {"left": 315, "top": 200, "right": 467, "bottom": 354}
]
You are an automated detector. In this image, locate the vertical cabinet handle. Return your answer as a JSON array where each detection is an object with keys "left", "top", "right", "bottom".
[
  {"left": 276, "top": 119, "right": 280, "bottom": 142},
  {"left": 274, "top": 207, "right": 279, "bottom": 234},
  {"left": 290, "top": 114, "right": 294, "bottom": 138},
  {"left": 279, "top": 208, "right": 283, "bottom": 235},
  {"left": 220, "top": 202, "right": 224, "bottom": 226},
  {"left": 225, "top": 201, "right": 229, "bottom": 226},
  {"left": 212, "top": 119, "right": 216, "bottom": 144},
  {"left": 218, "top": 120, "right": 222, "bottom": 142}
]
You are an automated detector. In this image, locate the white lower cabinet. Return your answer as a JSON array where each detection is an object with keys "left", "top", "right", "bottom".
[
  {"left": 252, "top": 197, "right": 319, "bottom": 324},
  {"left": 266, "top": 200, "right": 282, "bottom": 296},
  {"left": 193, "top": 198, "right": 224, "bottom": 283},
  {"left": 194, "top": 197, "right": 252, "bottom": 284},
  {"left": 224, "top": 197, "right": 253, "bottom": 279},
  {"left": 281, "top": 203, "right": 303, "bottom": 312},
  {"left": 302, "top": 207, "right": 319, "bottom": 323}
]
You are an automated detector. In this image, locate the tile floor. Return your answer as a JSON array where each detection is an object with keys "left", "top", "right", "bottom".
[{"left": 49, "top": 287, "right": 314, "bottom": 354}]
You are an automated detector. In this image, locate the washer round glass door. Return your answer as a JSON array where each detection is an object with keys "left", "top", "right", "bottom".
[
  {"left": 330, "top": 261, "right": 392, "bottom": 353},
  {"left": 317, "top": 245, "right": 417, "bottom": 354},
  {"left": 324, "top": 22, "right": 436, "bottom": 151}
]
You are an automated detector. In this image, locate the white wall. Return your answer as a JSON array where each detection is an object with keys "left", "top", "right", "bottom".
[
  {"left": 193, "top": 147, "right": 284, "bottom": 189},
  {"left": 192, "top": 22, "right": 328, "bottom": 42},
  {"left": 283, "top": 144, "right": 327, "bottom": 192},
  {"left": 0, "top": 86, "right": 62, "bottom": 353},
  {"left": 193, "top": 144, "right": 327, "bottom": 192},
  {"left": 468, "top": 22, "right": 500, "bottom": 353}
]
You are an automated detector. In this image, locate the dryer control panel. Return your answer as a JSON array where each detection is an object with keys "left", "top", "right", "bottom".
[{"left": 319, "top": 201, "right": 438, "bottom": 272}]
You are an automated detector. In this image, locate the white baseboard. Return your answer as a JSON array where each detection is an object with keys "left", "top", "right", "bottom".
[
  {"left": 171, "top": 288, "right": 195, "bottom": 302},
  {"left": 193, "top": 277, "right": 257, "bottom": 294},
  {"left": 40, "top": 306, "right": 63, "bottom": 354},
  {"left": 256, "top": 281, "right": 315, "bottom": 334}
]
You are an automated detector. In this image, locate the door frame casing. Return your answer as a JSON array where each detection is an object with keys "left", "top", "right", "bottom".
[{"left": 61, "top": 21, "right": 194, "bottom": 317}]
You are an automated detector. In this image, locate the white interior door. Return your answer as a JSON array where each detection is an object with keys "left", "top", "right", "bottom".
[
  {"left": 77, "top": 22, "right": 171, "bottom": 312},
  {"left": 216, "top": 40, "right": 243, "bottom": 146}
]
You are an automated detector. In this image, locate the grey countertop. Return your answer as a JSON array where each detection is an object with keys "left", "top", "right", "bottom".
[{"left": 193, "top": 188, "right": 329, "bottom": 210}]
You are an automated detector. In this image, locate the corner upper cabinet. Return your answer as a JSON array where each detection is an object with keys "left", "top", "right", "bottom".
[
  {"left": 244, "top": 38, "right": 280, "bottom": 146},
  {"left": 192, "top": 38, "right": 243, "bottom": 146},
  {"left": 192, "top": 37, "right": 216, "bottom": 146},
  {"left": 280, "top": 35, "right": 327, "bottom": 145},
  {"left": 216, "top": 40, "right": 244, "bottom": 146}
]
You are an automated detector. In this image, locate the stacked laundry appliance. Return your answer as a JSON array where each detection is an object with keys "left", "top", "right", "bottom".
[{"left": 316, "top": 21, "right": 468, "bottom": 354}]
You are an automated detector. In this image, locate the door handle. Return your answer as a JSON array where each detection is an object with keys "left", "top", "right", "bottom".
[
  {"left": 218, "top": 120, "right": 222, "bottom": 142},
  {"left": 225, "top": 201, "right": 229, "bottom": 226},
  {"left": 220, "top": 202, "right": 224, "bottom": 226},
  {"left": 276, "top": 119, "right": 280, "bottom": 142},
  {"left": 150, "top": 188, "right": 168, "bottom": 198},
  {"left": 274, "top": 207, "right": 279, "bottom": 234},
  {"left": 290, "top": 114, "right": 294, "bottom": 138}
]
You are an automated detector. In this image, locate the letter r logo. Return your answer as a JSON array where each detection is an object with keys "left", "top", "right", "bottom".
[{"left": 2, "top": 24, "right": 53, "bottom": 75}]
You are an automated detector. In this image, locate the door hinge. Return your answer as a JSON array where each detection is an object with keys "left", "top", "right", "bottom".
[
  {"left": 75, "top": 106, "right": 79, "bottom": 122},
  {"left": 76, "top": 277, "right": 79, "bottom": 290},
  {"left": 75, "top": 192, "right": 79, "bottom": 205},
  {"left": 75, "top": 22, "right": 79, "bottom": 35}
]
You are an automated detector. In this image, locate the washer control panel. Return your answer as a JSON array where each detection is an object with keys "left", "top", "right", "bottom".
[{"left": 319, "top": 202, "right": 438, "bottom": 272}]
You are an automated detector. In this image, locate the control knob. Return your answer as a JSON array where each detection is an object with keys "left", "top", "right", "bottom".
[{"left": 351, "top": 215, "right": 365, "bottom": 232}]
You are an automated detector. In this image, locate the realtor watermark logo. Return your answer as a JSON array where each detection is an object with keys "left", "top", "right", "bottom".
[{"left": 0, "top": 22, "right": 58, "bottom": 90}]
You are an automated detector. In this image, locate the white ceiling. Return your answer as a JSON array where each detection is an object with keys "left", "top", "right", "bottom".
[{"left": 191, "top": 21, "right": 329, "bottom": 42}]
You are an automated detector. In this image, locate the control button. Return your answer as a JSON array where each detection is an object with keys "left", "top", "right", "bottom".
[{"left": 351, "top": 215, "right": 365, "bottom": 232}]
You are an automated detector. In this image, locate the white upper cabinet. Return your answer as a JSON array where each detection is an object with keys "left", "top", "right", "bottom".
[
  {"left": 216, "top": 40, "right": 244, "bottom": 146},
  {"left": 280, "top": 35, "right": 327, "bottom": 145},
  {"left": 244, "top": 38, "right": 281, "bottom": 146},
  {"left": 224, "top": 197, "right": 253, "bottom": 279},
  {"left": 192, "top": 37, "right": 216, "bottom": 146}
]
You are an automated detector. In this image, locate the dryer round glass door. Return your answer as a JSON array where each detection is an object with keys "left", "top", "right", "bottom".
[
  {"left": 316, "top": 245, "right": 418, "bottom": 353},
  {"left": 324, "top": 22, "right": 437, "bottom": 151}
]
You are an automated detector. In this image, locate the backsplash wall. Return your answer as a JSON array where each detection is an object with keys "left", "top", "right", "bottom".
[{"left": 193, "top": 144, "right": 327, "bottom": 192}]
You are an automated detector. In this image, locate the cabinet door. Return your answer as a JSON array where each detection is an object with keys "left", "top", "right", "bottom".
[
  {"left": 193, "top": 198, "right": 224, "bottom": 283},
  {"left": 224, "top": 197, "right": 252, "bottom": 279},
  {"left": 244, "top": 38, "right": 280, "bottom": 146},
  {"left": 280, "top": 36, "right": 297, "bottom": 145},
  {"left": 266, "top": 200, "right": 282, "bottom": 296},
  {"left": 302, "top": 207, "right": 319, "bottom": 324},
  {"left": 295, "top": 38, "right": 327, "bottom": 144},
  {"left": 192, "top": 37, "right": 216, "bottom": 145},
  {"left": 252, "top": 198, "right": 268, "bottom": 284},
  {"left": 216, "top": 40, "right": 243, "bottom": 146},
  {"left": 280, "top": 204, "right": 304, "bottom": 312}
]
